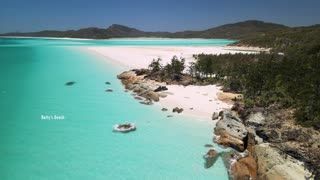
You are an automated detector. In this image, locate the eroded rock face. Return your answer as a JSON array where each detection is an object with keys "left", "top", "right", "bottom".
[
  {"left": 255, "top": 143, "right": 313, "bottom": 180},
  {"left": 245, "top": 112, "right": 266, "bottom": 128},
  {"left": 217, "top": 109, "right": 317, "bottom": 180}
]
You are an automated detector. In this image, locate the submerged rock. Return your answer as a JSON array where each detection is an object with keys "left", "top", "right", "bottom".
[
  {"left": 203, "top": 149, "right": 219, "bottom": 168},
  {"left": 161, "top": 108, "right": 168, "bottom": 111},
  {"left": 204, "top": 144, "right": 214, "bottom": 148},
  {"left": 65, "top": 81, "right": 75, "bottom": 86},
  {"left": 140, "top": 101, "right": 153, "bottom": 105},
  {"left": 105, "top": 88, "right": 113, "bottom": 92},
  {"left": 105, "top": 82, "right": 111, "bottom": 85},
  {"left": 134, "top": 96, "right": 144, "bottom": 100}
]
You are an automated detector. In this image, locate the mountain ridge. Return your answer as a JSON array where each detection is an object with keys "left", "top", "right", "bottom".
[{"left": 0, "top": 20, "right": 288, "bottom": 40}]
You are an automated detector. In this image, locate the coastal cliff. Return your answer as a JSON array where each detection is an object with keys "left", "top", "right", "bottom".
[{"left": 214, "top": 106, "right": 319, "bottom": 180}]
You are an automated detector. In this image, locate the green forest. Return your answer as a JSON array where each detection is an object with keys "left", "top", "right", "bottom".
[
  {"left": 194, "top": 27, "right": 320, "bottom": 129},
  {"left": 147, "top": 26, "right": 320, "bottom": 129}
]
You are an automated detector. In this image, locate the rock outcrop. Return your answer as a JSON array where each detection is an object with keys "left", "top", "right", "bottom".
[
  {"left": 214, "top": 108, "right": 316, "bottom": 180},
  {"left": 255, "top": 143, "right": 313, "bottom": 180},
  {"left": 214, "top": 110, "right": 248, "bottom": 151},
  {"left": 117, "top": 70, "right": 167, "bottom": 103}
]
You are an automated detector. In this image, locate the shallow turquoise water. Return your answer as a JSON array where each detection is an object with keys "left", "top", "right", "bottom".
[{"left": 0, "top": 38, "right": 232, "bottom": 180}]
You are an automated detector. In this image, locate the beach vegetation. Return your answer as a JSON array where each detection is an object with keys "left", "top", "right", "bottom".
[
  {"left": 193, "top": 37, "right": 320, "bottom": 129},
  {"left": 148, "top": 58, "right": 162, "bottom": 73}
]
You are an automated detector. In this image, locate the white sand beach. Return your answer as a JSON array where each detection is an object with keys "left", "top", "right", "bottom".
[
  {"left": 88, "top": 46, "right": 250, "bottom": 69},
  {"left": 158, "top": 85, "right": 231, "bottom": 119},
  {"left": 87, "top": 46, "right": 253, "bottom": 119}
]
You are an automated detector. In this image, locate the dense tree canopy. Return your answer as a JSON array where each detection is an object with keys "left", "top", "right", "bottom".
[{"left": 193, "top": 44, "right": 320, "bottom": 129}]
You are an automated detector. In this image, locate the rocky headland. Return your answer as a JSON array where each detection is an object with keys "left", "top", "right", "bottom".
[
  {"left": 214, "top": 104, "right": 319, "bottom": 180},
  {"left": 117, "top": 68, "right": 319, "bottom": 180},
  {"left": 117, "top": 69, "right": 169, "bottom": 105}
]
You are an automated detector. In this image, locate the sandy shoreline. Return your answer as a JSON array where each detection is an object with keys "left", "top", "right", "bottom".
[
  {"left": 86, "top": 46, "right": 253, "bottom": 119},
  {"left": 88, "top": 46, "right": 253, "bottom": 69}
]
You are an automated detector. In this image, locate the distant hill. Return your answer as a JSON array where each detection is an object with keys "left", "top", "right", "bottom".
[
  {"left": 171, "top": 20, "right": 288, "bottom": 39},
  {"left": 0, "top": 20, "right": 288, "bottom": 40},
  {"left": 232, "top": 24, "right": 320, "bottom": 52}
]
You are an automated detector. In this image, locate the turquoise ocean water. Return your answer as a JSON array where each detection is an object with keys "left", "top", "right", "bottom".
[{"left": 0, "top": 37, "right": 235, "bottom": 180}]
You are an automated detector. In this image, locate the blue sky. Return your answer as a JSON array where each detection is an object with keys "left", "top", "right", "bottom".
[{"left": 0, "top": 0, "right": 319, "bottom": 33}]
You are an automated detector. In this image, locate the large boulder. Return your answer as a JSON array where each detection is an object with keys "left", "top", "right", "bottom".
[
  {"left": 117, "top": 71, "right": 138, "bottom": 86},
  {"left": 133, "top": 86, "right": 144, "bottom": 93},
  {"left": 215, "top": 110, "right": 248, "bottom": 140},
  {"left": 145, "top": 91, "right": 160, "bottom": 102},
  {"left": 214, "top": 110, "right": 248, "bottom": 151},
  {"left": 214, "top": 129, "right": 246, "bottom": 152}
]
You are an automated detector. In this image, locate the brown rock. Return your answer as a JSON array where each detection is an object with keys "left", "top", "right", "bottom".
[
  {"left": 173, "top": 107, "right": 183, "bottom": 113},
  {"left": 254, "top": 143, "right": 313, "bottom": 180},
  {"left": 214, "top": 129, "right": 245, "bottom": 152},
  {"left": 158, "top": 93, "right": 167, "bottom": 98},
  {"left": 203, "top": 149, "right": 219, "bottom": 168},
  {"left": 145, "top": 91, "right": 160, "bottom": 102},
  {"left": 231, "top": 160, "right": 251, "bottom": 180},
  {"left": 117, "top": 71, "right": 136, "bottom": 80},
  {"left": 133, "top": 86, "right": 144, "bottom": 93}
]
